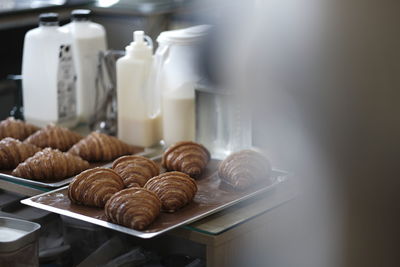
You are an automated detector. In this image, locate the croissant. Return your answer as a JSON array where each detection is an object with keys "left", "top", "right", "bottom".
[
  {"left": 0, "top": 137, "right": 40, "bottom": 169},
  {"left": 24, "top": 124, "right": 82, "bottom": 151},
  {"left": 12, "top": 148, "right": 89, "bottom": 181},
  {"left": 68, "top": 167, "right": 125, "bottom": 207},
  {"left": 162, "top": 141, "right": 210, "bottom": 178},
  {"left": 68, "top": 132, "right": 135, "bottom": 162},
  {"left": 218, "top": 149, "right": 272, "bottom": 191},
  {"left": 112, "top": 155, "right": 160, "bottom": 188},
  {"left": 144, "top": 171, "right": 197, "bottom": 212},
  {"left": 0, "top": 117, "right": 39, "bottom": 141},
  {"left": 105, "top": 187, "right": 161, "bottom": 230}
]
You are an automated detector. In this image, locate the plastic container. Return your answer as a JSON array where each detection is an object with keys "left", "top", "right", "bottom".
[
  {"left": 116, "top": 31, "right": 161, "bottom": 147},
  {"left": 0, "top": 216, "right": 41, "bottom": 267},
  {"left": 155, "top": 25, "right": 210, "bottom": 146},
  {"left": 22, "top": 13, "right": 78, "bottom": 128},
  {"left": 64, "top": 9, "right": 107, "bottom": 123}
]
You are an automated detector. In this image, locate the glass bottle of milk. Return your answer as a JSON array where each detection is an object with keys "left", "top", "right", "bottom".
[{"left": 65, "top": 9, "right": 107, "bottom": 123}]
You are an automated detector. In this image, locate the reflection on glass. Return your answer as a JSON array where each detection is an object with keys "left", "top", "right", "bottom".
[{"left": 97, "top": 0, "right": 119, "bottom": 8}]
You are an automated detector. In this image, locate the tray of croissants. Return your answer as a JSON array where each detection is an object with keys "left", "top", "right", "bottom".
[
  {"left": 0, "top": 117, "right": 149, "bottom": 187},
  {"left": 21, "top": 138, "right": 289, "bottom": 239}
]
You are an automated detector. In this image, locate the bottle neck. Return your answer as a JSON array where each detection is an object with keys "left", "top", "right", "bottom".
[
  {"left": 125, "top": 46, "right": 152, "bottom": 59},
  {"left": 39, "top": 22, "right": 59, "bottom": 27},
  {"left": 72, "top": 20, "right": 90, "bottom": 24}
]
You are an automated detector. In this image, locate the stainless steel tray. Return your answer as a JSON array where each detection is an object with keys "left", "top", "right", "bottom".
[
  {"left": 21, "top": 158, "right": 288, "bottom": 239},
  {"left": 0, "top": 149, "right": 154, "bottom": 188}
]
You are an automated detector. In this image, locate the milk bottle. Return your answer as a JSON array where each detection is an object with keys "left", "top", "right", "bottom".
[
  {"left": 22, "top": 13, "right": 78, "bottom": 128},
  {"left": 116, "top": 31, "right": 161, "bottom": 147},
  {"left": 155, "top": 25, "right": 210, "bottom": 146}
]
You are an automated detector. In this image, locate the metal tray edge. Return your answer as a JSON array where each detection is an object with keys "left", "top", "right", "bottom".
[
  {"left": 21, "top": 197, "right": 158, "bottom": 239},
  {"left": 0, "top": 149, "right": 157, "bottom": 188},
  {"left": 20, "top": 169, "right": 289, "bottom": 239}
]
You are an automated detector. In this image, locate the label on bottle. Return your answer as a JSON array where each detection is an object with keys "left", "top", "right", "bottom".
[{"left": 57, "top": 44, "right": 77, "bottom": 122}]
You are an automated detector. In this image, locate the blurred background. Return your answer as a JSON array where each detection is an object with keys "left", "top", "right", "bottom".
[
  {"left": 1, "top": 0, "right": 400, "bottom": 266},
  {"left": 0, "top": 0, "right": 207, "bottom": 119}
]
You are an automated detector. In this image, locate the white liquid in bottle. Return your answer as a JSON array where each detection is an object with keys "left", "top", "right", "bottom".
[
  {"left": 64, "top": 9, "right": 107, "bottom": 123},
  {"left": 162, "top": 83, "right": 195, "bottom": 146},
  {"left": 22, "top": 13, "right": 78, "bottom": 128},
  {"left": 116, "top": 31, "right": 161, "bottom": 147}
]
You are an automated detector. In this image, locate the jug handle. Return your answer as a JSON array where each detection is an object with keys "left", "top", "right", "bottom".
[
  {"left": 146, "top": 44, "right": 170, "bottom": 118},
  {"left": 144, "top": 35, "right": 153, "bottom": 51}
]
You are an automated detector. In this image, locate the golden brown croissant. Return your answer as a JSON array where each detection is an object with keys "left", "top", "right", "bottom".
[
  {"left": 162, "top": 141, "right": 210, "bottom": 178},
  {"left": 12, "top": 148, "right": 89, "bottom": 181},
  {"left": 0, "top": 117, "right": 39, "bottom": 141},
  {"left": 0, "top": 137, "right": 40, "bottom": 169},
  {"left": 68, "top": 132, "right": 135, "bottom": 162},
  {"left": 105, "top": 187, "right": 161, "bottom": 230},
  {"left": 144, "top": 171, "right": 197, "bottom": 212},
  {"left": 112, "top": 155, "right": 160, "bottom": 188},
  {"left": 24, "top": 124, "right": 82, "bottom": 151},
  {"left": 68, "top": 167, "right": 125, "bottom": 207},
  {"left": 218, "top": 149, "right": 272, "bottom": 191}
]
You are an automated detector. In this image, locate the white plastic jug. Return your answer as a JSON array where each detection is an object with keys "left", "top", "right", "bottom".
[
  {"left": 116, "top": 31, "right": 161, "bottom": 147},
  {"left": 64, "top": 9, "right": 107, "bottom": 123},
  {"left": 22, "top": 13, "right": 78, "bottom": 128},
  {"left": 155, "top": 25, "right": 210, "bottom": 146}
]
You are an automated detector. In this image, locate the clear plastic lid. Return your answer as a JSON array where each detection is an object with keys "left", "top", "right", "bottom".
[{"left": 157, "top": 25, "right": 211, "bottom": 45}]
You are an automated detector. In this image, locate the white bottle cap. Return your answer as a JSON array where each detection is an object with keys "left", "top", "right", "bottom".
[
  {"left": 126, "top": 30, "right": 152, "bottom": 56},
  {"left": 134, "top": 31, "right": 145, "bottom": 45}
]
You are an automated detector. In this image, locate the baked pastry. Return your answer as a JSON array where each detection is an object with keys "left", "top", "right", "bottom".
[
  {"left": 218, "top": 149, "right": 272, "bottom": 191},
  {"left": 144, "top": 171, "right": 197, "bottom": 212},
  {"left": 0, "top": 117, "right": 39, "bottom": 141},
  {"left": 0, "top": 137, "right": 40, "bottom": 169},
  {"left": 68, "top": 167, "right": 124, "bottom": 208},
  {"left": 162, "top": 141, "right": 210, "bottom": 178},
  {"left": 12, "top": 148, "right": 89, "bottom": 181},
  {"left": 105, "top": 187, "right": 161, "bottom": 230},
  {"left": 112, "top": 155, "right": 159, "bottom": 188},
  {"left": 24, "top": 124, "right": 82, "bottom": 151},
  {"left": 68, "top": 132, "right": 135, "bottom": 162}
]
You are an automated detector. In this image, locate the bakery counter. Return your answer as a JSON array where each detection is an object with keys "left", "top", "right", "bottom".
[
  {"left": 170, "top": 180, "right": 295, "bottom": 267},
  {"left": 91, "top": 179, "right": 294, "bottom": 266},
  {"left": 56, "top": 180, "right": 295, "bottom": 266},
  {"left": 0, "top": 167, "right": 295, "bottom": 266},
  {"left": 0, "top": 126, "right": 295, "bottom": 266}
]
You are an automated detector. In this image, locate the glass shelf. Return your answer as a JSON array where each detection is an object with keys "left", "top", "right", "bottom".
[{"left": 183, "top": 181, "right": 295, "bottom": 235}]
